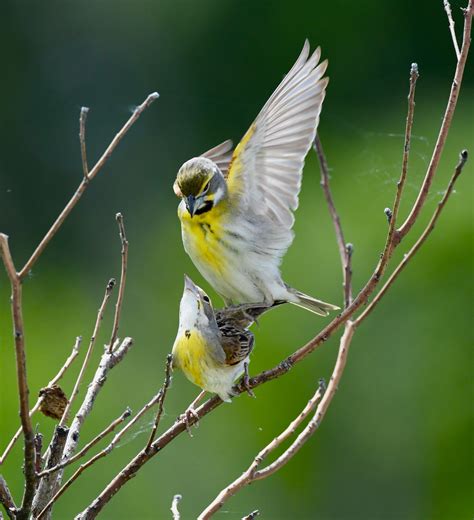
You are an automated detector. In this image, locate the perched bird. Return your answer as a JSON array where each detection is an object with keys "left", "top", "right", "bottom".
[
  {"left": 172, "top": 275, "right": 273, "bottom": 403},
  {"left": 174, "top": 40, "right": 339, "bottom": 316}
]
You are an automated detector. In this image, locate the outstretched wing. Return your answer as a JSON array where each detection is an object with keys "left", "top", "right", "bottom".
[
  {"left": 201, "top": 139, "right": 234, "bottom": 176},
  {"left": 226, "top": 40, "right": 328, "bottom": 228},
  {"left": 219, "top": 325, "right": 254, "bottom": 366}
]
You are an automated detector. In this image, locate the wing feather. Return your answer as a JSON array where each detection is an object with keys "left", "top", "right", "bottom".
[
  {"left": 202, "top": 139, "right": 234, "bottom": 176},
  {"left": 226, "top": 41, "right": 329, "bottom": 228}
]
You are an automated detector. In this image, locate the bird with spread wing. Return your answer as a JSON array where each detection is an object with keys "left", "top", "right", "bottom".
[{"left": 173, "top": 41, "right": 338, "bottom": 316}]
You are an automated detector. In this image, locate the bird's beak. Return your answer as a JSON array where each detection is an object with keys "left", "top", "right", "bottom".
[
  {"left": 185, "top": 195, "right": 196, "bottom": 217},
  {"left": 184, "top": 274, "right": 199, "bottom": 295}
]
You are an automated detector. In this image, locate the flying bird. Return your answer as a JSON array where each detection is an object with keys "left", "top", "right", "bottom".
[{"left": 174, "top": 41, "right": 338, "bottom": 316}]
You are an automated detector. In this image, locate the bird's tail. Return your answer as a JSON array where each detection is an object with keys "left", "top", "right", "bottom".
[{"left": 286, "top": 287, "right": 339, "bottom": 316}]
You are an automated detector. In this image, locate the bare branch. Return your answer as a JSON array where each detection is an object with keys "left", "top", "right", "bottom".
[
  {"left": 18, "top": 91, "right": 159, "bottom": 280},
  {"left": 355, "top": 150, "right": 468, "bottom": 325},
  {"left": 242, "top": 511, "right": 260, "bottom": 520},
  {"left": 145, "top": 354, "right": 173, "bottom": 450},
  {"left": 34, "top": 432, "right": 44, "bottom": 475},
  {"left": 0, "top": 336, "right": 82, "bottom": 465},
  {"left": 170, "top": 494, "right": 182, "bottom": 520},
  {"left": 59, "top": 279, "right": 116, "bottom": 427},
  {"left": 199, "top": 381, "right": 326, "bottom": 518},
  {"left": 389, "top": 62, "right": 419, "bottom": 245},
  {"left": 39, "top": 385, "right": 171, "bottom": 519},
  {"left": 36, "top": 339, "right": 134, "bottom": 519},
  {"left": 37, "top": 454, "right": 104, "bottom": 519},
  {"left": 61, "top": 337, "right": 134, "bottom": 460},
  {"left": 313, "top": 135, "right": 352, "bottom": 307},
  {"left": 108, "top": 213, "right": 129, "bottom": 353},
  {"left": 38, "top": 408, "right": 131, "bottom": 478},
  {"left": 31, "top": 426, "right": 69, "bottom": 519},
  {"left": 0, "top": 234, "right": 36, "bottom": 520},
  {"left": 444, "top": 0, "right": 462, "bottom": 59},
  {"left": 397, "top": 1, "right": 472, "bottom": 238},
  {"left": 0, "top": 476, "right": 16, "bottom": 519},
  {"left": 79, "top": 107, "right": 90, "bottom": 179}
]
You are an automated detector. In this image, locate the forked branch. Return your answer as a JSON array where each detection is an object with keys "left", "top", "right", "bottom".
[
  {"left": 18, "top": 92, "right": 159, "bottom": 280},
  {"left": 76, "top": 6, "right": 472, "bottom": 509},
  {"left": 199, "top": 380, "right": 327, "bottom": 518}
]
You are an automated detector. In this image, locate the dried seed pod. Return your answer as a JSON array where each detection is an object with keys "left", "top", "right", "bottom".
[{"left": 38, "top": 384, "right": 68, "bottom": 420}]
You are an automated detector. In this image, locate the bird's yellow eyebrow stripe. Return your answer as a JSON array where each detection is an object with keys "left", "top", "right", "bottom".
[{"left": 196, "top": 175, "right": 213, "bottom": 197}]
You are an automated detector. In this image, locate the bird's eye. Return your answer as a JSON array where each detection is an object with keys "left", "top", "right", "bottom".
[
  {"left": 203, "top": 295, "right": 210, "bottom": 303},
  {"left": 202, "top": 180, "right": 210, "bottom": 194}
]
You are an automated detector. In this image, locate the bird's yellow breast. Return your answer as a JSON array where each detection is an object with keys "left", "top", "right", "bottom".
[
  {"left": 178, "top": 202, "right": 231, "bottom": 276},
  {"left": 172, "top": 329, "right": 212, "bottom": 388}
]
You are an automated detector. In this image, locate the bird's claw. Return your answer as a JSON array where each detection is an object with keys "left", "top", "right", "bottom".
[
  {"left": 179, "top": 407, "right": 200, "bottom": 436},
  {"left": 242, "top": 362, "right": 255, "bottom": 398}
]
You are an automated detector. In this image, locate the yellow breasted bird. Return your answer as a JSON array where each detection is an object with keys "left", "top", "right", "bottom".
[
  {"left": 173, "top": 41, "right": 339, "bottom": 316},
  {"left": 172, "top": 275, "right": 274, "bottom": 402}
]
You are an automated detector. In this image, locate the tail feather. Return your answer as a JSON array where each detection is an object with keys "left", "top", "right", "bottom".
[{"left": 286, "top": 287, "right": 339, "bottom": 316}]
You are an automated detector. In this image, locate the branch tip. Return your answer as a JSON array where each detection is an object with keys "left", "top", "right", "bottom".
[{"left": 318, "top": 378, "right": 327, "bottom": 393}]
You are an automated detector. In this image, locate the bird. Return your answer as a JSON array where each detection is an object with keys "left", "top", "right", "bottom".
[
  {"left": 173, "top": 40, "right": 339, "bottom": 316},
  {"left": 172, "top": 275, "right": 274, "bottom": 404}
]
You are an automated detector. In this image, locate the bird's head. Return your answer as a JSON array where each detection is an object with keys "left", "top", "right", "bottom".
[
  {"left": 178, "top": 275, "right": 218, "bottom": 332},
  {"left": 173, "top": 157, "right": 227, "bottom": 217}
]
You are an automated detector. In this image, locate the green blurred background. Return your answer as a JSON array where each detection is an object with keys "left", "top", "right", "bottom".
[{"left": 0, "top": 0, "right": 472, "bottom": 518}]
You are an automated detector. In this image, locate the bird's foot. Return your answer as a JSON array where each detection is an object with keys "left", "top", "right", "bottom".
[
  {"left": 179, "top": 406, "right": 200, "bottom": 436},
  {"left": 242, "top": 362, "right": 255, "bottom": 398}
]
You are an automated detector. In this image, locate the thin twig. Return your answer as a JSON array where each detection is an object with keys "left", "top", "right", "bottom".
[
  {"left": 45, "top": 387, "right": 163, "bottom": 508},
  {"left": 18, "top": 91, "right": 159, "bottom": 280},
  {"left": 242, "top": 511, "right": 260, "bottom": 520},
  {"left": 313, "top": 135, "right": 352, "bottom": 307},
  {"left": 397, "top": 1, "right": 472, "bottom": 238},
  {"left": 170, "top": 494, "right": 182, "bottom": 520},
  {"left": 258, "top": 324, "right": 353, "bottom": 480},
  {"left": 199, "top": 381, "right": 326, "bottom": 518},
  {"left": 38, "top": 408, "right": 131, "bottom": 478},
  {"left": 79, "top": 107, "right": 90, "bottom": 179},
  {"left": 59, "top": 279, "right": 116, "bottom": 427},
  {"left": 356, "top": 150, "right": 468, "bottom": 325},
  {"left": 37, "top": 455, "right": 103, "bottom": 519},
  {"left": 0, "top": 336, "right": 82, "bottom": 465},
  {"left": 389, "top": 63, "right": 419, "bottom": 246},
  {"left": 108, "top": 213, "right": 129, "bottom": 353},
  {"left": 0, "top": 234, "right": 36, "bottom": 520},
  {"left": 145, "top": 354, "right": 173, "bottom": 450},
  {"left": 444, "top": 0, "right": 462, "bottom": 59}
]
